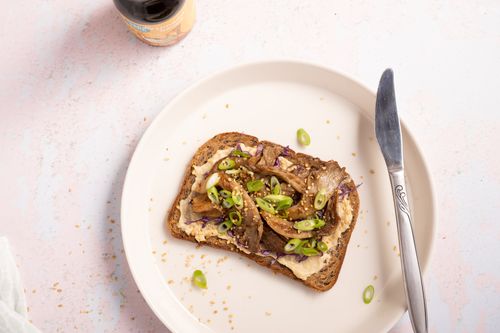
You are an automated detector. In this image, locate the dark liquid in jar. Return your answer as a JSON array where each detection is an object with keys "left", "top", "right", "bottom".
[{"left": 114, "top": 0, "right": 185, "bottom": 23}]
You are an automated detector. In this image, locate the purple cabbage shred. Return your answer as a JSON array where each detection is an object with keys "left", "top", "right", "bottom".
[
  {"left": 185, "top": 216, "right": 224, "bottom": 227},
  {"left": 261, "top": 250, "right": 271, "bottom": 256},
  {"left": 339, "top": 182, "right": 363, "bottom": 199},
  {"left": 281, "top": 145, "right": 290, "bottom": 157},
  {"left": 255, "top": 144, "right": 264, "bottom": 156}
]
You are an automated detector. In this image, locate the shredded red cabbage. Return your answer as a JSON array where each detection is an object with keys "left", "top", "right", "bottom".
[
  {"left": 273, "top": 146, "right": 291, "bottom": 167},
  {"left": 227, "top": 229, "right": 235, "bottom": 237},
  {"left": 339, "top": 182, "right": 363, "bottom": 199},
  {"left": 281, "top": 145, "right": 290, "bottom": 157},
  {"left": 185, "top": 216, "right": 224, "bottom": 227},
  {"left": 255, "top": 144, "right": 264, "bottom": 156},
  {"left": 260, "top": 249, "right": 272, "bottom": 256}
]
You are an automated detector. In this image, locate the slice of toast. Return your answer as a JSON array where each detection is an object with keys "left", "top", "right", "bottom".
[{"left": 166, "top": 132, "right": 360, "bottom": 291}]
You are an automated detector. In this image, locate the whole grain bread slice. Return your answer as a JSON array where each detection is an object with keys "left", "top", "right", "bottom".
[{"left": 166, "top": 132, "right": 360, "bottom": 291}]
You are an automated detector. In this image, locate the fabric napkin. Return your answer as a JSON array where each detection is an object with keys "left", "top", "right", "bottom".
[{"left": 0, "top": 237, "right": 41, "bottom": 333}]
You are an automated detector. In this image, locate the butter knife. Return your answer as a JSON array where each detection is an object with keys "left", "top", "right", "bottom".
[{"left": 375, "top": 69, "right": 428, "bottom": 333}]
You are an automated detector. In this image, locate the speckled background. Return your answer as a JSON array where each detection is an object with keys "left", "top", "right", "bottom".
[{"left": 1, "top": 1, "right": 499, "bottom": 332}]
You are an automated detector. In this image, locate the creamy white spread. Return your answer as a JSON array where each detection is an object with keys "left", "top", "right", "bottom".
[
  {"left": 278, "top": 156, "right": 294, "bottom": 170},
  {"left": 278, "top": 198, "right": 353, "bottom": 280},
  {"left": 177, "top": 145, "right": 354, "bottom": 281}
]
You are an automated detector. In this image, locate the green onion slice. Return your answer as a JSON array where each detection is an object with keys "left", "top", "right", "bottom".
[
  {"left": 270, "top": 176, "right": 281, "bottom": 195},
  {"left": 293, "top": 219, "right": 317, "bottom": 231},
  {"left": 296, "top": 128, "right": 311, "bottom": 146},
  {"left": 207, "top": 186, "right": 219, "bottom": 204},
  {"left": 246, "top": 179, "right": 264, "bottom": 192},
  {"left": 205, "top": 173, "right": 220, "bottom": 190},
  {"left": 219, "top": 189, "right": 232, "bottom": 199},
  {"left": 192, "top": 270, "right": 207, "bottom": 289},
  {"left": 232, "top": 191, "right": 243, "bottom": 209},
  {"left": 276, "top": 197, "right": 293, "bottom": 211},
  {"left": 231, "top": 150, "right": 251, "bottom": 158},
  {"left": 317, "top": 241, "right": 328, "bottom": 252},
  {"left": 301, "top": 247, "right": 320, "bottom": 256},
  {"left": 294, "top": 240, "right": 309, "bottom": 254},
  {"left": 314, "top": 189, "right": 328, "bottom": 210},
  {"left": 229, "top": 211, "right": 242, "bottom": 226},
  {"left": 314, "top": 218, "right": 326, "bottom": 229},
  {"left": 255, "top": 197, "right": 276, "bottom": 214},
  {"left": 218, "top": 220, "right": 233, "bottom": 234},
  {"left": 218, "top": 158, "right": 236, "bottom": 170},
  {"left": 222, "top": 197, "right": 234, "bottom": 209},
  {"left": 284, "top": 238, "right": 302, "bottom": 252},
  {"left": 363, "top": 285, "right": 375, "bottom": 304},
  {"left": 263, "top": 194, "right": 291, "bottom": 203},
  {"left": 308, "top": 239, "right": 317, "bottom": 249}
]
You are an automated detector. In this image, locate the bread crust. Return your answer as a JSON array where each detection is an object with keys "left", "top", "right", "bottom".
[{"left": 166, "top": 132, "right": 360, "bottom": 291}]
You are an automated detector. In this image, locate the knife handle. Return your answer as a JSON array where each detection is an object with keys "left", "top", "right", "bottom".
[{"left": 389, "top": 169, "right": 428, "bottom": 333}]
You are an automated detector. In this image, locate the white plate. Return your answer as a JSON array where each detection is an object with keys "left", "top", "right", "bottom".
[{"left": 121, "top": 61, "right": 436, "bottom": 333}]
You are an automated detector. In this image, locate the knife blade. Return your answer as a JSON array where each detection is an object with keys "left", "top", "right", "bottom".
[
  {"left": 375, "top": 69, "right": 403, "bottom": 171},
  {"left": 375, "top": 69, "right": 428, "bottom": 333}
]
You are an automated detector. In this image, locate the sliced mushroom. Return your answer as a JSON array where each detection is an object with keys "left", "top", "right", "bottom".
[
  {"left": 190, "top": 192, "right": 224, "bottom": 217},
  {"left": 260, "top": 211, "right": 312, "bottom": 239},
  {"left": 257, "top": 143, "right": 283, "bottom": 167},
  {"left": 260, "top": 225, "right": 288, "bottom": 253},
  {"left": 218, "top": 173, "right": 263, "bottom": 252},
  {"left": 287, "top": 161, "right": 345, "bottom": 220},
  {"left": 256, "top": 165, "right": 306, "bottom": 193},
  {"left": 314, "top": 191, "right": 338, "bottom": 237}
]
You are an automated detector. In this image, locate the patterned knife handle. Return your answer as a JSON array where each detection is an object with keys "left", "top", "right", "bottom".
[{"left": 389, "top": 169, "right": 428, "bottom": 333}]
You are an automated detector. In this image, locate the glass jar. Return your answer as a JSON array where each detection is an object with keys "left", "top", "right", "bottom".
[{"left": 114, "top": 0, "right": 195, "bottom": 47}]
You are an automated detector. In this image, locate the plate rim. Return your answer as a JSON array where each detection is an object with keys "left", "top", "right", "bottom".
[{"left": 121, "top": 59, "right": 437, "bottom": 333}]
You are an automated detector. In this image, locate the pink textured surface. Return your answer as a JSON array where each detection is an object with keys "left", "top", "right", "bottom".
[{"left": 1, "top": 0, "right": 499, "bottom": 332}]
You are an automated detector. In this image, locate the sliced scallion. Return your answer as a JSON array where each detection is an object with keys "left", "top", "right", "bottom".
[
  {"left": 263, "top": 194, "right": 291, "bottom": 203},
  {"left": 270, "top": 176, "right": 281, "bottom": 195},
  {"left": 229, "top": 211, "right": 242, "bottom": 226},
  {"left": 207, "top": 186, "right": 219, "bottom": 204},
  {"left": 317, "top": 241, "right": 328, "bottom": 252},
  {"left": 314, "top": 218, "right": 326, "bottom": 229},
  {"left": 293, "top": 219, "right": 317, "bottom": 231},
  {"left": 296, "top": 128, "right": 311, "bottom": 146},
  {"left": 301, "top": 247, "right": 320, "bottom": 256},
  {"left": 232, "top": 191, "right": 243, "bottom": 209},
  {"left": 294, "top": 240, "right": 309, "bottom": 254},
  {"left": 255, "top": 197, "right": 276, "bottom": 214},
  {"left": 219, "top": 189, "right": 232, "bottom": 199},
  {"left": 276, "top": 197, "right": 293, "bottom": 211},
  {"left": 218, "top": 158, "right": 236, "bottom": 170},
  {"left": 314, "top": 189, "right": 328, "bottom": 210},
  {"left": 231, "top": 150, "right": 251, "bottom": 158},
  {"left": 218, "top": 220, "right": 233, "bottom": 234},
  {"left": 192, "top": 270, "right": 207, "bottom": 289},
  {"left": 222, "top": 197, "right": 234, "bottom": 209},
  {"left": 284, "top": 238, "right": 302, "bottom": 252},
  {"left": 246, "top": 179, "right": 264, "bottom": 192},
  {"left": 363, "top": 285, "right": 375, "bottom": 304}
]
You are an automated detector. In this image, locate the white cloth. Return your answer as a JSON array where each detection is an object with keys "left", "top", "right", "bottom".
[{"left": 0, "top": 238, "right": 41, "bottom": 333}]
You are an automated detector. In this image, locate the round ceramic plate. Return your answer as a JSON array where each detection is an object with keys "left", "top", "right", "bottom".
[{"left": 121, "top": 61, "right": 436, "bottom": 333}]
